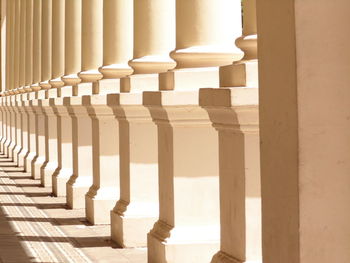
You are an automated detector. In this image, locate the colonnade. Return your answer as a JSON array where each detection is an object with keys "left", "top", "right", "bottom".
[
  {"left": 2, "top": 0, "right": 349, "bottom": 263},
  {"left": 2, "top": 0, "right": 260, "bottom": 262}
]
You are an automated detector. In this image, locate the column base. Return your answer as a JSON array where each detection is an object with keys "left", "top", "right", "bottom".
[
  {"left": 52, "top": 168, "right": 72, "bottom": 197},
  {"left": 111, "top": 208, "right": 157, "bottom": 248},
  {"left": 17, "top": 148, "right": 28, "bottom": 167},
  {"left": 66, "top": 175, "right": 92, "bottom": 209},
  {"left": 41, "top": 161, "right": 58, "bottom": 187},
  {"left": 13, "top": 145, "right": 22, "bottom": 164},
  {"left": 32, "top": 156, "right": 45, "bottom": 180},
  {"left": 148, "top": 223, "right": 219, "bottom": 263},
  {"left": 8, "top": 142, "right": 16, "bottom": 159},
  {"left": 85, "top": 186, "right": 118, "bottom": 225},
  {"left": 24, "top": 152, "right": 36, "bottom": 173}
]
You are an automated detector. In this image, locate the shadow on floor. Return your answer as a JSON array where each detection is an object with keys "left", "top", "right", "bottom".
[
  {"left": 0, "top": 201, "right": 38, "bottom": 262},
  {"left": 18, "top": 235, "right": 113, "bottom": 248}
]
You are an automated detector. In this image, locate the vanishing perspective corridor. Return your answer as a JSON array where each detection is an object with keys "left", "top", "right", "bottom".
[{"left": 0, "top": 154, "right": 146, "bottom": 263}]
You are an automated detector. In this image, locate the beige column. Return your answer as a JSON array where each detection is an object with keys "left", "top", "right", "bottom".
[
  {"left": 40, "top": 0, "right": 65, "bottom": 187},
  {"left": 25, "top": 0, "right": 33, "bottom": 89},
  {"left": 98, "top": 0, "right": 133, "bottom": 79},
  {"left": 49, "top": 0, "right": 65, "bottom": 89},
  {"left": 20, "top": 1, "right": 34, "bottom": 168},
  {"left": 1, "top": 0, "right": 11, "bottom": 153},
  {"left": 13, "top": 0, "right": 20, "bottom": 90},
  {"left": 258, "top": 1, "right": 350, "bottom": 263},
  {"left": 5, "top": 0, "right": 12, "bottom": 92},
  {"left": 2, "top": 0, "right": 11, "bottom": 153},
  {"left": 77, "top": 0, "right": 103, "bottom": 83},
  {"left": 61, "top": 0, "right": 81, "bottom": 87},
  {"left": 120, "top": 0, "right": 175, "bottom": 92},
  {"left": 39, "top": 0, "right": 52, "bottom": 89},
  {"left": 160, "top": 0, "right": 243, "bottom": 91},
  {"left": 31, "top": 0, "right": 42, "bottom": 91},
  {"left": 13, "top": 0, "right": 27, "bottom": 165},
  {"left": 172, "top": 0, "right": 242, "bottom": 68},
  {"left": 24, "top": 0, "right": 39, "bottom": 173},
  {"left": 220, "top": 0, "right": 257, "bottom": 88},
  {"left": 18, "top": 0, "right": 26, "bottom": 89},
  {"left": 54, "top": 0, "right": 81, "bottom": 194},
  {"left": 200, "top": 2, "right": 261, "bottom": 262},
  {"left": 7, "top": 0, "right": 20, "bottom": 158}
]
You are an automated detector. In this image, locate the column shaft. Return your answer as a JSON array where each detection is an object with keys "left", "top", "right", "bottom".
[
  {"left": 25, "top": 0, "right": 34, "bottom": 88},
  {"left": 171, "top": 0, "right": 242, "bottom": 69},
  {"left": 78, "top": 0, "right": 103, "bottom": 83},
  {"left": 19, "top": 0, "right": 26, "bottom": 88},
  {"left": 61, "top": 0, "right": 82, "bottom": 86},
  {"left": 13, "top": 0, "right": 20, "bottom": 90},
  {"left": 39, "top": 0, "right": 52, "bottom": 89},
  {"left": 49, "top": 0, "right": 65, "bottom": 88},
  {"left": 32, "top": 0, "right": 42, "bottom": 90},
  {"left": 99, "top": 0, "right": 133, "bottom": 79},
  {"left": 128, "top": 0, "right": 175, "bottom": 74}
]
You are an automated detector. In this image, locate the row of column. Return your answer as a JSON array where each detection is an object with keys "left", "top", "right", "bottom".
[{"left": 0, "top": 0, "right": 261, "bottom": 262}]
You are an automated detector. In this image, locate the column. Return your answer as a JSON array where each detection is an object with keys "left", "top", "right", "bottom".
[
  {"left": 1, "top": 0, "right": 12, "bottom": 154},
  {"left": 120, "top": 0, "right": 175, "bottom": 92},
  {"left": 98, "top": 0, "right": 133, "bottom": 79},
  {"left": 41, "top": 0, "right": 65, "bottom": 186},
  {"left": 258, "top": 1, "right": 350, "bottom": 262},
  {"left": 201, "top": 1, "right": 261, "bottom": 262},
  {"left": 13, "top": 0, "right": 20, "bottom": 90},
  {"left": 49, "top": 0, "right": 65, "bottom": 89},
  {"left": 18, "top": 0, "right": 33, "bottom": 167},
  {"left": 144, "top": 1, "right": 244, "bottom": 262},
  {"left": 13, "top": 0, "right": 27, "bottom": 164},
  {"left": 160, "top": 0, "right": 243, "bottom": 90},
  {"left": 39, "top": 0, "right": 52, "bottom": 89},
  {"left": 77, "top": 0, "right": 103, "bottom": 83},
  {"left": 18, "top": 0, "right": 26, "bottom": 89},
  {"left": 7, "top": 0, "right": 20, "bottom": 158},
  {"left": 34, "top": 0, "right": 51, "bottom": 183},
  {"left": 54, "top": 0, "right": 81, "bottom": 194},
  {"left": 31, "top": 0, "right": 41, "bottom": 91},
  {"left": 25, "top": 0, "right": 41, "bottom": 173},
  {"left": 61, "top": 0, "right": 81, "bottom": 87}
]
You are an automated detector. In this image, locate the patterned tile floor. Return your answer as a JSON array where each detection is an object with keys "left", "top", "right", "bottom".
[{"left": 0, "top": 154, "right": 146, "bottom": 263}]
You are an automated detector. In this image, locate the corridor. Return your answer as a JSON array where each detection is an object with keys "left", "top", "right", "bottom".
[{"left": 0, "top": 154, "right": 146, "bottom": 263}]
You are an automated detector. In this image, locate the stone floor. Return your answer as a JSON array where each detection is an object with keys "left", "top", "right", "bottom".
[{"left": 0, "top": 154, "right": 147, "bottom": 263}]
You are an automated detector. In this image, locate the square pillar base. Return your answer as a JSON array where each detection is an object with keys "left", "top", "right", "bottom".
[
  {"left": 111, "top": 210, "right": 157, "bottom": 248},
  {"left": 148, "top": 230, "right": 219, "bottom": 263},
  {"left": 41, "top": 161, "right": 58, "bottom": 187},
  {"left": 85, "top": 195, "right": 116, "bottom": 225},
  {"left": 66, "top": 176, "right": 92, "bottom": 209},
  {"left": 52, "top": 168, "right": 72, "bottom": 197},
  {"left": 33, "top": 156, "right": 45, "bottom": 180}
]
